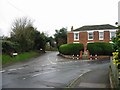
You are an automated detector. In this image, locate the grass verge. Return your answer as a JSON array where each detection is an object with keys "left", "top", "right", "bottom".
[{"left": 2, "top": 51, "right": 40, "bottom": 65}]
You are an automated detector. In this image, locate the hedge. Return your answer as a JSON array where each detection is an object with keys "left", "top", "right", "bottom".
[
  {"left": 2, "top": 40, "right": 19, "bottom": 55},
  {"left": 59, "top": 43, "right": 84, "bottom": 55},
  {"left": 87, "top": 42, "right": 113, "bottom": 55}
]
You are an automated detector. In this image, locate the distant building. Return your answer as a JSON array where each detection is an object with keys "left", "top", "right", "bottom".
[{"left": 67, "top": 24, "right": 118, "bottom": 51}]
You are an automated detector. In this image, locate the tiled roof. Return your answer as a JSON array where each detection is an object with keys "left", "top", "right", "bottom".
[{"left": 74, "top": 24, "right": 117, "bottom": 31}]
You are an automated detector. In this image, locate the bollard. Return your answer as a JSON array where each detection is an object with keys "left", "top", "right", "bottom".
[
  {"left": 90, "top": 55, "right": 92, "bottom": 60},
  {"left": 73, "top": 55, "right": 75, "bottom": 59},
  {"left": 77, "top": 55, "right": 79, "bottom": 60},
  {"left": 95, "top": 54, "right": 98, "bottom": 60}
]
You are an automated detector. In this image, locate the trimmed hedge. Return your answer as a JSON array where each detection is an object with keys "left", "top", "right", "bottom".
[
  {"left": 59, "top": 43, "right": 84, "bottom": 55},
  {"left": 87, "top": 42, "right": 113, "bottom": 55}
]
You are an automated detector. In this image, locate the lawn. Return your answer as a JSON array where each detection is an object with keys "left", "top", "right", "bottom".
[{"left": 2, "top": 51, "right": 40, "bottom": 65}]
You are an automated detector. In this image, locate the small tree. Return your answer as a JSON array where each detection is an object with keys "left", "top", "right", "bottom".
[{"left": 54, "top": 28, "right": 67, "bottom": 49}]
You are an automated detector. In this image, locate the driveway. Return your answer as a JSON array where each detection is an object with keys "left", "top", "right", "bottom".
[{"left": 2, "top": 51, "right": 110, "bottom": 88}]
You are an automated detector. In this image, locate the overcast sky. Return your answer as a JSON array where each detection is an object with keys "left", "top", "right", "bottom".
[{"left": 0, "top": 0, "right": 119, "bottom": 36}]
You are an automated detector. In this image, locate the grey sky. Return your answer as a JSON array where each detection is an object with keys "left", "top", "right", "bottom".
[{"left": 0, "top": 0, "right": 119, "bottom": 36}]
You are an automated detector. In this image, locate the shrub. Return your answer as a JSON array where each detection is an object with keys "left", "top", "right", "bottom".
[
  {"left": 87, "top": 42, "right": 113, "bottom": 55},
  {"left": 59, "top": 43, "right": 84, "bottom": 55},
  {"left": 2, "top": 40, "right": 19, "bottom": 55}
]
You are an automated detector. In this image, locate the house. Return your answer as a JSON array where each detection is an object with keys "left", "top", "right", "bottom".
[{"left": 67, "top": 24, "right": 118, "bottom": 52}]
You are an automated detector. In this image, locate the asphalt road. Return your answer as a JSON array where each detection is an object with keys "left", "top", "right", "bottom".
[{"left": 2, "top": 51, "right": 110, "bottom": 88}]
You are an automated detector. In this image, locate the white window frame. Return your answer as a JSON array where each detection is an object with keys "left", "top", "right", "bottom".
[
  {"left": 74, "top": 32, "right": 79, "bottom": 40},
  {"left": 99, "top": 31, "right": 104, "bottom": 40},
  {"left": 73, "top": 42, "right": 79, "bottom": 43},
  {"left": 110, "top": 31, "right": 116, "bottom": 40},
  {"left": 88, "top": 31, "right": 93, "bottom": 40}
]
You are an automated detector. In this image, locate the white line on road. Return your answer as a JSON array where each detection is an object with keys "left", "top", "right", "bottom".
[
  {"left": 32, "top": 69, "right": 60, "bottom": 77},
  {"left": 17, "top": 67, "right": 24, "bottom": 70},
  {"left": 68, "top": 69, "right": 91, "bottom": 87},
  {"left": 46, "top": 64, "right": 50, "bottom": 66},
  {"left": 23, "top": 78, "right": 26, "bottom": 80},
  {"left": 48, "top": 58, "right": 57, "bottom": 65},
  {"left": 0, "top": 70, "right": 6, "bottom": 73},
  {"left": 8, "top": 69, "right": 17, "bottom": 71}
]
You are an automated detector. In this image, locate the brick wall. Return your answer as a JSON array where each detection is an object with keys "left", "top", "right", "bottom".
[
  {"left": 67, "top": 32, "right": 74, "bottom": 43},
  {"left": 67, "top": 31, "right": 113, "bottom": 51}
]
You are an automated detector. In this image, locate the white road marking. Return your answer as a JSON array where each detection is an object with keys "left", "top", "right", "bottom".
[
  {"left": 8, "top": 69, "right": 17, "bottom": 71},
  {"left": 42, "top": 65, "right": 46, "bottom": 67},
  {"left": 68, "top": 69, "right": 91, "bottom": 87},
  {"left": 32, "top": 69, "right": 60, "bottom": 77},
  {"left": 0, "top": 70, "right": 6, "bottom": 73},
  {"left": 48, "top": 58, "right": 57, "bottom": 64},
  {"left": 46, "top": 64, "right": 50, "bottom": 66},
  {"left": 17, "top": 67, "right": 24, "bottom": 70},
  {"left": 23, "top": 78, "right": 26, "bottom": 80}
]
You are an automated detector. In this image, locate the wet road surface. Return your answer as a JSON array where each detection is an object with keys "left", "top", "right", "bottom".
[{"left": 2, "top": 51, "right": 110, "bottom": 88}]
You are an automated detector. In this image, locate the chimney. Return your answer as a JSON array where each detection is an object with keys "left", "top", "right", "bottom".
[{"left": 71, "top": 26, "right": 73, "bottom": 31}]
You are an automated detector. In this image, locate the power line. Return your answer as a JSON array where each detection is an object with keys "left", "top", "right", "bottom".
[
  {"left": 6, "top": 0, "right": 28, "bottom": 16},
  {"left": 4, "top": 0, "right": 48, "bottom": 33}
]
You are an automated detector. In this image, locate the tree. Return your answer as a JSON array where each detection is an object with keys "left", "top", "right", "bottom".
[
  {"left": 112, "top": 28, "right": 120, "bottom": 52},
  {"left": 54, "top": 27, "right": 67, "bottom": 49},
  {"left": 34, "top": 31, "right": 47, "bottom": 52},
  {"left": 112, "top": 27, "right": 120, "bottom": 58},
  {"left": 48, "top": 36, "right": 56, "bottom": 48},
  {"left": 10, "top": 17, "right": 36, "bottom": 52},
  {"left": 10, "top": 17, "right": 48, "bottom": 52}
]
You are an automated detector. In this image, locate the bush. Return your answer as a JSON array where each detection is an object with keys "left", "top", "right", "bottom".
[
  {"left": 87, "top": 42, "right": 113, "bottom": 55},
  {"left": 59, "top": 43, "right": 84, "bottom": 55},
  {"left": 2, "top": 41, "right": 15, "bottom": 53}
]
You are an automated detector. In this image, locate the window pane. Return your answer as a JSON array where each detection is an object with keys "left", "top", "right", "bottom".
[
  {"left": 88, "top": 32, "right": 93, "bottom": 40},
  {"left": 75, "top": 33, "right": 78, "bottom": 39},
  {"left": 110, "top": 32, "right": 116, "bottom": 39},
  {"left": 74, "top": 33, "right": 79, "bottom": 40},
  {"left": 111, "top": 32, "right": 116, "bottom": 38},
  {"left": 99, "top": 32, "right": 104, "bottom": 40}
]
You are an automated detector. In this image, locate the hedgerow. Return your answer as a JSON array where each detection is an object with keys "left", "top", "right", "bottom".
[
  {"left": 59, "top": 43, "right": 84, "bottom": 55},
  {"left": 87, "top": 42, "right": 113, "bottom": 55}
]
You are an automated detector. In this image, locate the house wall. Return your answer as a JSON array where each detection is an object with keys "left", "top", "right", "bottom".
[
  {"left": 104, "top": 31, "right": 110, "bottom": 42},
  {"left": 67, "top": 32, "right": 74, "bottom": 43},
  {"left": 67, "top": 30, "right": 116, "bottom": 51}
]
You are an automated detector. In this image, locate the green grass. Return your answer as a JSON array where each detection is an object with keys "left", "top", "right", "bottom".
[{"left": 2, "top": 51, "right": 40, "bottom": 65}]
